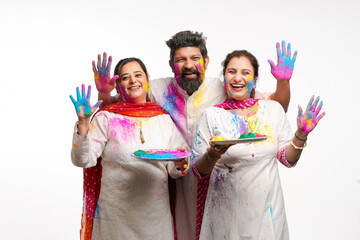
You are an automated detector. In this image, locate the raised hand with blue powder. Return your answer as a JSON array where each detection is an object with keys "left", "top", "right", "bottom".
[
  {"left": 70, "top": 84, "right": 102, "bottom": 135},
  {"left": 268, "top": 40, "right": 297, "bottom": 81}
]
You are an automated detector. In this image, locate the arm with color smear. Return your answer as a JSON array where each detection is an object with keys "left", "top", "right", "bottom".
[
  {"left": 93, "top": 52, "right": 119, "bottom": 107},
  {"left": 285, "top": 96, "right": 325, "bottom": 165},
  {"left": 268, "top": 40, "right": 298, "bottom": 112},
  {"left": 69, "top": 84, "right": 102, "bottom": 136}
]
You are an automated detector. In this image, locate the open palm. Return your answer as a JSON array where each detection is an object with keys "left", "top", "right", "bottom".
[
  {"left": 92, "top": 52, "right": 119, "bottom": 93},
  {"left": 297, "top": 96, "right": 325, "bottom": 134},
  {"left": 268, "top": 40, "right": 297, "bottom": 81},
  {"left": 70, "top": 84, "right": 102, "bottom": 120}
]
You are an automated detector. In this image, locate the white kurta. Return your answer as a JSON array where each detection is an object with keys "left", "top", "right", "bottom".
[
  {"left": 71, "top": 111, "right": 188, "bottom": 240},
  {"left": 150, "top": 77, "right": 273, "bottom": 240},
  {"left": 192, "top": 100, "right": 293, "bottom": 240}
]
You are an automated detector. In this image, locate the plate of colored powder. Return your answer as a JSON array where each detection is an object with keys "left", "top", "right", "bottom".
[
  {"left": 131, "top": 149, "right": 191, "bottom": 161},
  {"left": 210, "top": 133, "right": 267, "bottom": 145}
]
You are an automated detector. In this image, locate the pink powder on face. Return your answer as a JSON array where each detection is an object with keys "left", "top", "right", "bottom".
[
  {"left": 108, "top": 117, "right": 137, "bottom": 141},
  {"left": 174, "top": 62, "right": 182, "bottom": 85}
]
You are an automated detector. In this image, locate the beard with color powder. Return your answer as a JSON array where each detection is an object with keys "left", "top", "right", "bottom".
[{"left": 179, "top": 68, "right": 202, "bottom": 95}]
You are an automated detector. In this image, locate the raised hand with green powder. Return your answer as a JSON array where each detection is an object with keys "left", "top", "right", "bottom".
[{"left": 69, "top": 84, "right": 102, "bottom": 135}]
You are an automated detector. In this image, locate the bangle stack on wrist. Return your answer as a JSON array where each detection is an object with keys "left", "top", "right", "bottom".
[{"left": 295, "top": 133, "right": 307, "bottom": 141}]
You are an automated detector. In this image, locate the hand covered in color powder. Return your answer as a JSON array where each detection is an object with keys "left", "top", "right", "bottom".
[
  {"left": 297, "top": 96, "right": 325, "bottom": 134},
  {"left": 174, "top": 147, "right": 189, "bottom": 175},
  {"left": 70, "top": 84, "right": 103, "bottom": 120},
  {"left": 268, "top": 40, "right": 297, "bottom": 81},
  {"left": 209, "top": 137, "right": 234, "bottom": 156},
  {"left": 92, "top": 52, "right": 119, "bottom": 93}
]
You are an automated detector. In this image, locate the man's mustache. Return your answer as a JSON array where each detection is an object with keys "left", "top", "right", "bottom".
[{"left": 181, "top": 68, "right": 199, "bottom": 77}]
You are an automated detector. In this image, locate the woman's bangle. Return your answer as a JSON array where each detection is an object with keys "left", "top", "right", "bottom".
[
  {"left": 295, "top": 132, "right": 307, "bottom": 141},
  {"left": 291, "top": 139, "right": 307, "bottom": 150}
]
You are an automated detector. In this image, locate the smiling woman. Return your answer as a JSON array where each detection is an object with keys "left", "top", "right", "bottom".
[
  {"left": 114, "top": 57, "right": 150, "bottom": 103},
  {"left": 191, "top": 49, "right": 325, "bottom": 240},
  {"left": 69, "top": 55, "right": 190, "bottom": 240}
]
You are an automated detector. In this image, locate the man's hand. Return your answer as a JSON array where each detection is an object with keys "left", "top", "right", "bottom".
[{"left": 268, "top": 40, "right": 297, "bottom": 81}]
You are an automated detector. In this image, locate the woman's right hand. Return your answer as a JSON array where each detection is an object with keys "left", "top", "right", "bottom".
[
  {"left": 70, "top": 84, "right": 102, "bottom": 121},
  {"left": 92, "top": 52, "right": 119, "bottom": 94},
  {"left": 207, "top": 137, "right": 234, "bottom": 161}
]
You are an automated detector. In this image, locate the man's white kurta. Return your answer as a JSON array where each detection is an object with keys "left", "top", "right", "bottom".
[
  {"left": 71, "top": 111, "right": 188, "bottom": 240},
  {"left": 192, "top": 100, "right": 292, "bottom": 240}
]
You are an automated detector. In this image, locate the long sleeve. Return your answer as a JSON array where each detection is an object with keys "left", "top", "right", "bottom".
[
  {"left": 71, "top": 112, "right": 109, "bottom": 168},
  {"left": 190, "top": 110, "right": 213, "bottom": 176},
  {"left": 166, "top": 116, "right": 191, "bottom": 179},
  {"left": 273, "top": 101, "right": 293, "bottom": 167}
]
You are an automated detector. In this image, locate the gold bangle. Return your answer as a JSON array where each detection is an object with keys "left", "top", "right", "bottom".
[{"left": 291, "top": 140, "right": 307, "bottom": 150}]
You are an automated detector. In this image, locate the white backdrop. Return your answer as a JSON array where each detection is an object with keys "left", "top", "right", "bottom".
[{"left": 1, "top": 0, "right": 359, "bottom": 239}]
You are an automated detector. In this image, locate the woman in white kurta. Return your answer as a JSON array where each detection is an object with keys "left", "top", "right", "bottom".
[
  {"left": 192, "top": 50, "right": 325, "bottom": 240},
  {"left": 70, "top": 57, "right": 189, "bottom": 240}
]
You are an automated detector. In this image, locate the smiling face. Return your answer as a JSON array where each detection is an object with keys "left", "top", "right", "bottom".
[
  {"left": 116, "top": 61, "right": 148, "bottom": 104},
  {"left": 224, "top": 56, "right": 256, "bottom": 101},
  {"left": 170, "top": 46, "right": 209, "bottom": 95}
]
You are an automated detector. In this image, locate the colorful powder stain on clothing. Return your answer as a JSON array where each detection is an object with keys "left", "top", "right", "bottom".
[
  {"left": 247, "top": 115, "right": 274, "bottom": 144},
  {"left": 230, "top": 114, "right": 249, "bottom": 135},
  {"left": 108, "top": 116, "right": 137, "bottom": 141},
  {"left": 162, "top": 82, "right": 186, "bottom": 124},
  {"left": 190, "top": 83, "right": 205, "bottom": 110},
  {"left": 133, "top": 149, "right": 190, "bottom": 159},
  {"left": 187, "top": 59, "right": 208, "bottom": 118},
  {"left": 270, "top": 204, "right": 276, "bottom": 232},
  {"left": 89, "top": 124, "right": 95, "bottom": 133}
]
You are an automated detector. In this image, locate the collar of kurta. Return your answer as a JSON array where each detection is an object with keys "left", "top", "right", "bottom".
[
  {"left": 214, "top": 98, "right": 259, "bottom": 110},
  {"left": 97, "top": 102, "right": 169, "bottom": 117}
]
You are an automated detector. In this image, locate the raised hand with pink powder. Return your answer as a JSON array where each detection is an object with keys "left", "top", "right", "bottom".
[
  {"left": 297, "top": 95, "right": 325, "bottom": 134},
  {"left": 268, "top": 40, "right": 298, "bottom": 81},
  {"left": 92, "top": 52, "right": 119, "bottom": 94}
]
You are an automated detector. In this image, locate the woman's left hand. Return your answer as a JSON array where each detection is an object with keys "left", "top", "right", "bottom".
[
  {"left": 297, "top": 96, "right": 325, "bottom": 134},
  {"left": 174, "top": 147, "right": 188, "bottom": 175},
  {"left": 268, "top": 40, "right": 298, "bottom": 81}
]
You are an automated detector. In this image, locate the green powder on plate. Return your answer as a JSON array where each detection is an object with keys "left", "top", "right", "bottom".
[{"left": 239, "top": 132, "right": 257, "bottom": 139}]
